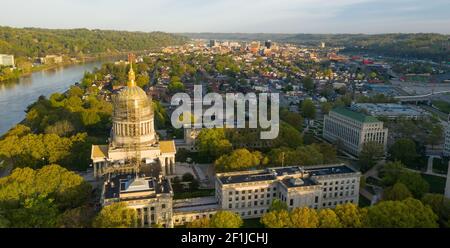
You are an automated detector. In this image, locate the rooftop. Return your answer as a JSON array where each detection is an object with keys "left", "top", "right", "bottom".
[
  {"left": 160, "top": 140, "right": 176, "bottom": 154},
  {"left": 351, "top": 103, "right": 426, "bottom": 118},
  {"left": 218, "top": 164, "right": 357, "bottom": 185},
  {"left": 91, "top": 145, "right": 108, "bottom": 159},
  {"left": 104, "top": 174, "right": 172, "bottom": 200},
  {"left": 332, "top": 107, "right": 380, "bottom": 123}
]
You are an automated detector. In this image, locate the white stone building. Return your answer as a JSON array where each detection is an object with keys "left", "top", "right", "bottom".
[
  {"left": 215, "top": 164, "right": 360, "bottom": 219},
  {"left": 0, "top": 54, "right": 14, "bottom": 66},
  {"left": 323, "top": 107, "right": 388, "bottom": 156}
]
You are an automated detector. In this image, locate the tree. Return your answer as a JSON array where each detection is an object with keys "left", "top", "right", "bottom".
[
  {"left": 93, "top": 202, "right": 137, "bottom": 228},
  {"left": 197, "top": 128, "right": 232, "bottom": 160},
  {"left": 367, "top": 198, "right": 438, "bottom": 228},
  {"left": 214, "top": 149, "right": 262, "bottom": 172},
  {"left": 317, "top": 209, "right": 342, "bottom": 228},
  {"left": 260, "top": 210, "right": 291, "bottom": 228},
  {"left": 316, "top": 143, "right": 337, "bottom": 164},
  {"left": 280, "top": 109, "right": 303, "bottom": 132},
  {"left": 7, "top": 195, "right": 59, "bottom": 228},
  {"left": 301, "top": 99, "right": 316, "bottom": 120},
  {"left": 381, "top": 161, "right": 406, "bottom": 186},
  {"left": 427, "top": 125, "right": 443, "bottom": 148},
  {"left": 289, "top": 207, "right": 319, "bottom": 228},
  {"left": 383, "top": 182, "right": 412, "bottom": 201},
  {"left": 209, "top": 211, "right": 243, "bottom": 228},
  {"left": 187, "top": 218, "right": 211, "bottom": 228},
  {"left": 0, "top": 210, "right": 9, "bottom": 228},
  {"left": 388, "top": 138, "right": 418, "bottom": 167},
  {"left": 320, "top": 102, "right": 333, "bottom": 114},
  {"left": 168, "top": 81, "right": 185, "bottom": 93},
  {"left": 44, "top": 120, "right": 75, "bottom": 137},
  {"left": 358, "top": 141, "right": 384, "bottom": 172},
  {"left": 421, "top": 193, "right": 450, "bottom": 227},
  {"left": 302, "top": 76, "right": 314, "bottom": 91},
  {"left": 269, "top": 199, "right": 288, "bottom": 212},
  {"left": 57, "top": 205, "right": 95, "bottom": 228},
  {"left": 272, "top": 123, "right": 304, "bottom": 149},
  {"left": 397, "top": 172, "right": 429, "bottom": 199},
  {"left": 0, "top": 164, "right": 91, "bottom": 210},
  {"left": 136, "top": 74, "right": 150, "bottom": 88},
  {"left": 334, "top": 203, "right": 367, "bottom": 228}
]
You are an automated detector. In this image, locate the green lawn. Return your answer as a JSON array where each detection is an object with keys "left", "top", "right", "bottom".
[
  {"left": 421, "top": 174, "right": 446, "bottom": 194},
  {"left": 432, "top": 100, "right": 450, "bottom": 114},
  {"left": 173, "top": 189, "right": 215, "bottom": 200},
  {"left": 242, "top": 218, "right": 264, "bottom": 228}
]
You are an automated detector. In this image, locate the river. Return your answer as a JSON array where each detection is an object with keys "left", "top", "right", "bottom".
[{"left": 0, "top": 60, "right": 115, "bottom": 135}]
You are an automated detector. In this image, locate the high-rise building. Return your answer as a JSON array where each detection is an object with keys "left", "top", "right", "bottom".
[
  {"left": 210, "top": 39, "right": 217, "bottom": 48},
  {"left": 265, "top": 40, "right": 272, "bottom": 49},
  {"left": 323, "top": 107, "right": 388, "bottom": 156},
  {"left": 0, "top": 54, "right": 14, "bottom": 66}
]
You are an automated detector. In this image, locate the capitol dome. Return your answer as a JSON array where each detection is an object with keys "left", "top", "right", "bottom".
[{"left": 111, "top": 64, "right": 156, "bottom": 148}]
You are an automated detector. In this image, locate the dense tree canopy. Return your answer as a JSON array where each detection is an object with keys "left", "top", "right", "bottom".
[
  {"left": 214, "top": 148, "right": 267, "bottom": 172},
  {"left": 0, "top": 164, "right": 91, "bottom": 227},
  {"left": 367, "top": 198, "right": 438, "bottom": 228},
  {"left": 196, "top": 128, "right": 232, "bottom": 160},
  {"left": 93, "top": 202, "right": 137, "bottom": 228},
  {"left": 0, "top": 26, "right": 187, "bottom": 58},
  {"left": 388, "top": 138, "right": 418, "bottom": 167},
  {"left": 301, "top": 99, "right": 316, "bottom": 119},
  {"left": 383, "top": 182, "right": 413, "bottom": 201},
  {"left": 209, "top": 211, "right": 243, "bottom": 228},
  {"left": 381, "top": 161, "right": 429, "bottom": 198},
  {"left": 358, "top": 141, "right": 384, "bottom": 172}
]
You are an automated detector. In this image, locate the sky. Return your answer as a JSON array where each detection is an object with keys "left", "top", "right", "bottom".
[{"left": 1, "top": 0, "right": 449, "bottom": 34}]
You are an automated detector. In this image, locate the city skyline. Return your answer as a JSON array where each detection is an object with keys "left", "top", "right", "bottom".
[{"left": 1, "top": 0, "right": 450, "bottom": 34}]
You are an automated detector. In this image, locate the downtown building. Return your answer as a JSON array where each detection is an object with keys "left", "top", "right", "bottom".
[{"left": 323, "top": 107, "right": 388, "bottom": 156}]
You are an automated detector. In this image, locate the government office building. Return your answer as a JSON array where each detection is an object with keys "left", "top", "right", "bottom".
[
  {"left": 323, "top": 107, "right": 388, "bottom": 156},
  {"left": 215, "top": 164, "right": 361, "bottom": 219}
]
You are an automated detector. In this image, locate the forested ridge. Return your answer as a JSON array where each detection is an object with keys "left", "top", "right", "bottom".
[{"left": 0, "top": 26, "right": 188, "bottom": 57}]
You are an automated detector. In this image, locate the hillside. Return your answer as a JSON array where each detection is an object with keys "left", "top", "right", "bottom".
[{"left": 0, "top": 26, "right": 188, "bottom": 58}]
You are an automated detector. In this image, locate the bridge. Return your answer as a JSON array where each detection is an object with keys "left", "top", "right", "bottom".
[{"left": 394, "top": 90, "right": 450, "bottom": 104}]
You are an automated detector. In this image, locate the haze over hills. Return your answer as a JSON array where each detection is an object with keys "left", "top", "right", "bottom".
[{"left": 182, "top": 33, "right": 450, "bottom": 62}]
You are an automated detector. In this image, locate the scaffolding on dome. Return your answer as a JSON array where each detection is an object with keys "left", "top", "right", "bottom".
[{"left": 103, "top": 54, "right": 158, "bottom": 176}]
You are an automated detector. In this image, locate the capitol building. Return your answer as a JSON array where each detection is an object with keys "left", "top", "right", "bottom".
[
  {"left": 91, "top": 62, "right": 176, "bottom": 178},
  {"left": 90, "top": 59, "right": 361, "bottom": 228}
]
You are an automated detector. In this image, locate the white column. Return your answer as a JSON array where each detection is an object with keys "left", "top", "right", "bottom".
[
  {"left": 160, "top": 157, "right": 166, "bottom": 176},
  {"left": 445, "top": 160, "right": 450, "bottom": 199}
]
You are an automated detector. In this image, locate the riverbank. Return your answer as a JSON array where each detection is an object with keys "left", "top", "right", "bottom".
[{"left": 0, "top": 50, "right": 152, "bottom": 83}]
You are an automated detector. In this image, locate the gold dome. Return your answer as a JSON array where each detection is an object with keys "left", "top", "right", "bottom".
[{"left": 111, "top": 63, "right": 156, "bottom": 148}]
